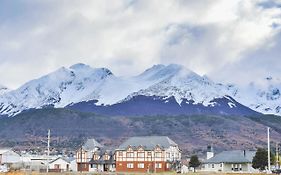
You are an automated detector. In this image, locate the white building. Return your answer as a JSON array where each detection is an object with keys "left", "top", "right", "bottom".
[
  {"left": 48, "top": 157, "right": 73, "bottom": 172},
  {"left": 202, "top": 150, "right": 258, "bottom": 173},
  {"left": 0, "top": 149, "right": 21, "bottom": 170},
  {"left": 20, "top": 154, "right": 58, "bottom": 171}
]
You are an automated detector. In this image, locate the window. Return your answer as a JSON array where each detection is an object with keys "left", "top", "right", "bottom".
[
  {"left": 104, "top": 155, "right": 109, "bottom": 160},
  {"left": 166, "top": 152, "right": 170, "bottom": 158},
  {"left": 127, "top": 163, "right": 134, "bottom": 168},
  {"left": 54, "top": 164, "right": 60, "bottom": 169},
  {"left": 155, "top": 152, "right": 162, "bottom": 158},
  {"left": 119, "top": 151, "right": 123, "bottom": 157},
  {"left": 91, "top": 164, "right": 97, "bottom": 168},
  {"left": 93, "top": 154, "right": 99, "bottom": 160},
  {"left": 156, "top": 163, "right": 162, "bottom": 168},
  {"left": 166, "top": 163, "right": 170, "bottom": 169},
  {"left": 147, "top": 152, "right": 152, "bottom": 156},
  {"left": 138, "top": 152, "right": 144, "bottom": 158},
  {"left": 127, "top": 152, "right": 134, "bottom": 158},
  {"left": 138, "top": 163, "right": 144, "bottom": 168},
  {"left": 212, "top": 164, "right": 214, "bottom": 168}
]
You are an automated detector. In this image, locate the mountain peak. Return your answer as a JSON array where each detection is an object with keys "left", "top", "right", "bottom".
[
  {"left": 69, "top": 63, "right": 91, "bottom": 70},
  {"left": 137, "top": 63, "right": 194, "bottom": 81}
]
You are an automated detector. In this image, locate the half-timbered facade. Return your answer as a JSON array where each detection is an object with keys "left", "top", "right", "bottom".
[
  {"left": 76, "top": 139, "right": 103, "bottom": 172},
  {"left": 115, "top": 136, "right": 181, "bottom": 173},
  {"left": 76, "top": 139, "right": 115, "bottom": 172},
  {"left": 89, "top": 150, "right": 115, "bottom": 172}
]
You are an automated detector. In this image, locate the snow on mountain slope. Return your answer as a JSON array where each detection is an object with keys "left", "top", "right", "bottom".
[
  {"left": 0, "top": 84, "right": 9, "bottom": 95},
  {"left": 124, "top": 64, "right": 230, "bottom": 106},
  {"left": 0, "top": 63, "right": 114, "bottom": 116},
  {"left": 231, "top": 77, "right": 281, "bottom": 115},
  {"left": 0, "top": 63, "right": 279, "bottom": 117}
]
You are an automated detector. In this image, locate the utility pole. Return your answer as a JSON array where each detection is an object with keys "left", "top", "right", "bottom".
[
  {"left": 80, "top": 146, "right": 83, "bottom": 173},
  {"left": 276, "top": 143, "right": 279, "bottom": 169},
  {"left": 268, "top": 127, "right": 271, "bottom": 173},
  {"left": 46, "top": 129, "right": 50, "bottom": 173},
  {"left": 154, "top": 151, "right": 156, "bottom": 173}
]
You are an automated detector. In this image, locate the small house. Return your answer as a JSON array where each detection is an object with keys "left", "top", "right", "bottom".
[
  {"left": 48, "top": 157, "right": 73, "bottom": 172},
  {"left": 202, "top": 150, "right": 257, "bottom": 173}
]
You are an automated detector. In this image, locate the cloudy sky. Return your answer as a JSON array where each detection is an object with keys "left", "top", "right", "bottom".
[{"left": 0, "top": 0, "right": 281, "bottom": 89}]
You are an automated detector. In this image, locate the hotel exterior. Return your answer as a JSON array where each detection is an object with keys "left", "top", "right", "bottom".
[{"left": 115, "top": 136, "right": 181, "bottom": 173}]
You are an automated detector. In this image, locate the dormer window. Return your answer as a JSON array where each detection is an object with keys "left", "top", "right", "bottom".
[
  {"left": 93, "top": 154, "right": 99, "bottom": 160},
  {"left": 104, "top": 155, "right": 109, "bottom": 160}
]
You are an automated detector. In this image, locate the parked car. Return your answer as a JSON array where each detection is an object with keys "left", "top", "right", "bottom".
[{"left": 272, "top": 169, "right": 281, "bottom": 174}]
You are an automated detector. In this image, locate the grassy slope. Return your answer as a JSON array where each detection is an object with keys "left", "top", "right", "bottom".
[{"left": 0, "top": 108, "right": 281, "bottom": 155}]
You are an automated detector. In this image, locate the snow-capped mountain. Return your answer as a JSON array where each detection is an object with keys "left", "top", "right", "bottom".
[
  {"left": 230, "top": 77, "right": 281, "bottom": 115},
  {"left": 126, "top": 64, "right": 230, "bottom": 106},
  {"left": 0, "top": 63, "right": 278, "bottom": 117},
  {"left": 0, "top": 63, "right": 114, "bottom": 116}
]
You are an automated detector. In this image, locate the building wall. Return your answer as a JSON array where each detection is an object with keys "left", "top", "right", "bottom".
[
  {"left": 0, "top": 151, "right": 21, "bottom": 164},
  {"left": 88, "top": 164, "right": 115, "bottom": 172},
  {"left": 70, "top": 160, "right": 77, "bottom": 172},
  {"left": 77, "top": 163, "right": 89, "bottom": 172},
  {"left": 202, "top": 163, "right": 223, "bottom": 172},
  {"left": 49, "top": 159, "right": 70, "bottom": 171},
  {"left": 116, "top": 161, "right": 168, "bottom": 172},
  {"left": 202, "top": 163, "right": 255, "bottom": 172},
  {"left": 116, "top": 145, "right": 181, "bottom": 172}
]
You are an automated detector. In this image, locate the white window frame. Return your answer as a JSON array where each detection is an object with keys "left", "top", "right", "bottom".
[
  {"left": 127, "top": 163, "right": 134, "bottom": 169},
  {"left": 137, "top": 163, "right": 144, "bottom": 168}
]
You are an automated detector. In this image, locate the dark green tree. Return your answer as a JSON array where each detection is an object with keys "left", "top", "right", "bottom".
[
  {"left": 252, "top": 148, "right": 275, "bottom": 170},
  {"left": 189, "top": 155, "right": 201, "bottom": 172}
]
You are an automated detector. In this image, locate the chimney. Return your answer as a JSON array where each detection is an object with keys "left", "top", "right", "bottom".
[{"left": 206, "top": 145, "right": 214, "bottom": 160}]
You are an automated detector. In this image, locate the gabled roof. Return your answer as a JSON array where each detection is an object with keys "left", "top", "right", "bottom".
[
  {"left": 49, "top": 157, "right": 73, "bottom": 164},
  {"left": 82, "top": 139, "right": 103, "bottom": 151},
  {"left": 117, "top": 136, "right": 177, "bottom": 150},
  {"left": 89, "top": 149, "right": 115, "bottom": 165},
  {"left": 0, "top": 149, "right": 11, "bottom": 154},
  {"left": 204, "top": 150, "right": 256, "bottom": 164}
]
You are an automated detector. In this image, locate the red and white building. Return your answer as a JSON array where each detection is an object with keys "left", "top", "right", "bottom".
[{"left": 115, "top": 136, "right": 181, "bottom": 173}]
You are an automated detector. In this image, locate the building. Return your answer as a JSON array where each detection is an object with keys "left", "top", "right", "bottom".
[
  {"left": 0, "top": 149, "right": 21, "bottom": 170},
  {"left": 48, "top": 157, "right": 72, "bottom": 172},
  {"left": 20, "top": 154, "right": 58, "bottom": 171},
  {"left": 115, "top": 136, "right": 181, "bottom": 173},
  {"left": 202, "top": 150, "right": 257, "bottom": 173},
  {"left": 89, "top": 149, "right": 115, "bottom": 172},
  {"left": 76, "top": 138, "right": 115, "bottom": 172}
]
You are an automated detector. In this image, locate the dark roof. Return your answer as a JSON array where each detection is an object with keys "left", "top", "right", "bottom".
[
  {"left": 117, "top": 136, "right": 177, "bottom": 150},
  {"left": 82, "top": 139, "right": 103, "bottom": 151},
  {"left": 204, "top": 150, "right": 256, "bottom": 164}
]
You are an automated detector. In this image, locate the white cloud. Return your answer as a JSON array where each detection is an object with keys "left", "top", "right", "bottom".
[{"left": 0, "top": 0, "right": 280, "bottom": 88}]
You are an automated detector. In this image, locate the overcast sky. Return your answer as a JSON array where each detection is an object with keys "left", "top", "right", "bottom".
[{"left": 0, "top": 0, "right": 281, "bottom": 89}]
